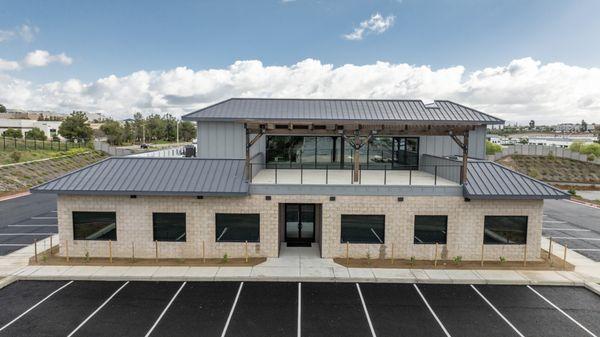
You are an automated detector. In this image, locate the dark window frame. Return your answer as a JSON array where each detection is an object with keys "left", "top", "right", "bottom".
[
  {"left": 484, "top": 216, "right": 528, "bottom": 245},
  {"left": 72, "top": 211, "right": 117, "bottom": 241},
  {"left": 152, "top": 212, "right": 187, "bottom": 242},
  {"left": 340, "top": 214, "right": 385, "bottom": 244},
  {"left": 414, "top": 215, "right": 448, "bottom": 244},
  {"left": 215, "top": 213, "right": 260, "bottom": 243}
]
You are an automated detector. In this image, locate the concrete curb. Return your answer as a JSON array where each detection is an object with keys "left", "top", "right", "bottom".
[
  {"left": 0, "top": 275, "right": 18, "bottom": 289},
  {"left": 584, "top": 281, "right": 600, "bottom": 296}
]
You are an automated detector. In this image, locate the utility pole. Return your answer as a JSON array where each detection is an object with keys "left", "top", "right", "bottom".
[{"left": 176, "top": 121, "right": 179, "bottom": 144}]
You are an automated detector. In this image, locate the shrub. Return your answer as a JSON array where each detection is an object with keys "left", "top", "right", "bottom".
[
  {"left": 410, "top": 256, "right": 416, "bottom": 266},
  {"left": 568, "top": 189, "right": 577, "bottom": 195},
  {"left": 499, "top": 256, "right": 506, "bottom": 264},
  {"left": 2, "top": 128, "right": 23, "bottom": 139},
  {"left": 588, "top": 154, "right": 596, "bottom": 162},
  {"left": 10, "top": 151, "right": 21, "bottom": 163},
  {"left": 452, "top": 256, "right": 462, "bottom": 265},
  {"left": 222, "top": 253, "right": 228, "bottom": 263},
  {"left": 528, "top": 168, "right": 540, "bottom": 178},
  {"left": 485, "top": 141, "right": 502, "bottom": 155},
  {"left": 547, "top": 151, "right": 555, "bottom": 160}
]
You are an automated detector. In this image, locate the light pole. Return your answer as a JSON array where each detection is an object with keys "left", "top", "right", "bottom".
[{"left": 176, "top": 120, "right": 179, "bottom": 144}]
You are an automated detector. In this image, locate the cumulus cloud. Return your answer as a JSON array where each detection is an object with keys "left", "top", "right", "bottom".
[
  {"left": 344, "top": 13, "right": 395, "bottom": 41},
  {"left": 0, "top": 59, "right": 20, "bottom": 71},
  {"left": 0, "top": 24, "right": 39, "bottom": 43},
  {"left": 0, "top": 57, "right": 599, "bottom": 124},
  {"left": 22, "top": 50, "right": 73, "bottom": 67}
]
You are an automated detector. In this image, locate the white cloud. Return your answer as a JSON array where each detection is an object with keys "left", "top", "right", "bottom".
[
  {"left": 0, "top": 59, "right": 21, "bottom": 71},
  {"left": 0, "top": 57, "right": 599, "bottom": 124},
  {"left": 22, "top": 50, "right": 73, "bottom": 67},
  {"left": 344, "top": 13, "right": 395, "bottom": 41},
  {"left": 0, "top": 24, "right": 39, "bottom": 43}
]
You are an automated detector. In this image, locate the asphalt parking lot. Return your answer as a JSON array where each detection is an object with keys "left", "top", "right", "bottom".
[
  {"left": 0, "top": 280, "right": 598, "bottom": 337},
  {"left": 0, "top": 194, "right": 57, "bottom": 255},
  {"left": 543, "top": 199, "right": 600, "bottom": 261}
]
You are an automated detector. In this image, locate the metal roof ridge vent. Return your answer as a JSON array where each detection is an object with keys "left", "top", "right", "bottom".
[{"left": 423, "top": 99, "right": 439, "bottom": 109}]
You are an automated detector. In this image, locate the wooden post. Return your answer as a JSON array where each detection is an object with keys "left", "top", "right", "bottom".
[
  {"left": 434, "top": 243, "right": 439, "bottom": 267},
  {"left": 523, "top": 245, "right": 528, "bottom": 267},
  {"left": 109, "top": 240, "right": 113, "bottom": 263},
  {"left": 131, "top": 242, "right": 135, "bottom": 262},
  {"left": 461, "top": 132, "right": 469, "bottom": 184},
  {"left": 34, "top": 239, "right": 38, "bottom": 263},
  {"left": 346, "top": 241, "right": 349, "bottom": 265},
  {"left": 202, "top": 241, "right": 205, "bottom": 264},
  {"left": 65, "top": 240, "right": 69, "bottom": 262},
  {"left": 391, "top": 243, "right": 394, "bottom": 265},
  {"left": 548, "top": 237, "right": 553, "bottom": 260},
  {"left": 49, "top": 236, "right": 53, "bottom": 256},
  {"left": 480, "top": 244, "right": 484, "bottom": 267},
  {"left": 563, "top": 244, "right": 568, "bottom": 270},
  {"left": 353, "top": 133, "right": 360, "bottom": 182},
  {"left": 245, "top": 241, "right": 248, "bottom": 263},
  {"left": 155, "top": 241, "right": 158, "bottom": 262}
]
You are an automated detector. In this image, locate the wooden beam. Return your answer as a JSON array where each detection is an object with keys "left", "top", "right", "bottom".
[
  {"left": 247, "top": 126, "right": 473, "bottom": 137},
  {"left": 462, "top": 131, "right": 469, "bottom": 184}
]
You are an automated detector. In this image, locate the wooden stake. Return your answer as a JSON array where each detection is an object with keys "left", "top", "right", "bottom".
[
  {"left": 109, "top": 240, "right": 113, "bottom": 263},
  {"left": 245, "top": 241, "right": 248, "bottom": 263},
  {"left": 391, "top": 243, "right": 394, "bottom": 265},
  {"left": 49, "top": 236, "right": 53, "bottom": 256},
  {"left": 548, "top": 237, "right": 553, "bottom": 260},
  {"left": 202, "top": 241, "right": 205, "bottom": 264},
  {"left": 523, "top": 245, "right": 527, "bottom": 267},
  {"left": 434, "top": 243, "right": 438, "bottom": 267},
  {"left": 480, "top": 244, "right": 484, "bottom": 267},
  {"left": 66, "top": 240, "right": 69, "bottom": 263},
  {"left": 131, "top": 242, "right": 135, "bottom": 262},
  {"left": 346, "top": 241, "right": 349, "bottom": 265},
  {"left": 155, "top": 241, "right": 158, "bottom": 262},
  {"left": 34, "top": 239, "right": 38, "bottom": 263},
  {"left": 563, "top": 244, "right": 568, "bottom": 270}
]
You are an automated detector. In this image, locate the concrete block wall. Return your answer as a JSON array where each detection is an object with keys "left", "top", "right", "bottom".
[{"left": 57, "top": 195, "right": 543, "bottom": 261}]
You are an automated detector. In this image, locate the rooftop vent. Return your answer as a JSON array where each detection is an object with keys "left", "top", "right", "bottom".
[{"left": 423, "top": 99, "right": 439, "bottom": 109}]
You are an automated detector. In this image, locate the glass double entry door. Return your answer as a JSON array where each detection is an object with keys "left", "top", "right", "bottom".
[{"left": 285, "top": 204, "right": 315, "bottom": 246}]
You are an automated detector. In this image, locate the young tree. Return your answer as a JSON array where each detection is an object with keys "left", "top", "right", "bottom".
[
  {"left": 179, "top": 121, "right": 196, "bottom": 141},
  {"left": 2, "top": 128, "right": 23, "bottom": 138},
  {"left": 0, "top": 104, "right": 6, "bottom": 113},
  {"left": 58, "top": 111, "right": 94, "bottom": 141},
  {"left": 100, "top": 119, "right": 126, "bottom": 145},
  {"left": 145, "top": 114, "right": 165, "bottom": 141},
  {"left": 163, "top": 114, "right": 177, "bottom": 141},
  {"left": 132, "top": 112, "right": 145, "bottom": 142},
  {"left": 123, "top": 120, "right": 134, "bottom": 143},
  {"left": 25, "top": 127, "right": 47, "bottom": 141}
]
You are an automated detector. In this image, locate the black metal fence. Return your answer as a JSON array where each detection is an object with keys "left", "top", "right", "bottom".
[{"left": 1, "top": 136, "right": 90, "bottom": 151}]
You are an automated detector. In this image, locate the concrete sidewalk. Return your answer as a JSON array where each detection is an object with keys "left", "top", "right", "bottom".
[{"left": 0, "top": 238, "right": 598, "bottom": 290}]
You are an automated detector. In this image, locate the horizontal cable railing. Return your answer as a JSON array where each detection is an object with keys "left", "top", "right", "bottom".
[{"left": 248, "top": 162, "right": 463, "bottom": 186}]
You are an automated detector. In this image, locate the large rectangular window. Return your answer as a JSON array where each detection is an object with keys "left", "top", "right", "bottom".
[
  {"left": 215, "top": 214, "right": 260, "bottom": 242},
  {"left": 340, "top": 215, "right": 385, "bottom": 244},
  {"left": 153, "top": 213, "right": 186, "bottom": 242},
  {"left": 73, "top": 211, "right": 116, "bottom": 241},
  {"left": 484, "top": 216, "right": 528, "bottom": 244},
  {"left": 414, "top": 216, "right": 447, "bottom": 244}
]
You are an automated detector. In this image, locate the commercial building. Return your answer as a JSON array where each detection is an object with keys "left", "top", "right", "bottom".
[{"left": 32, "top": 98, "right": 568, "bottom": 261}]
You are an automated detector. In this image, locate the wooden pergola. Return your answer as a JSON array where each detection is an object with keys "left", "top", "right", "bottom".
[{"left": 244, "top": 121, "right": 475, "bottom": 184}]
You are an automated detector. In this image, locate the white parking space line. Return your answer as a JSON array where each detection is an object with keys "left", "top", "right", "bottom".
[
  {"left": 220, "top": 282, "right": 244, "bottom": 337},
  {"left": 356, "top": 283, "right": 377, "bottom": 337},
  {"left": 470, "top": 285, "right": 524, "bottom": 337},
  {"left": 50, "top": 210, "right": 57, "bottom": 213},
  {"left": 0, "top": 233, "right": 55, "bottom": 236},
  {"left": 297, "top": 283, "right": 301, "bottom": 337},
  {"left": 8, "top": 224, "right": 58, "bottom": 227},
  {"left": 30, "top": 217, "right": 57, "bottom": 220},
  {"left": 67, "top": 281, "right": 129, "bottom": 337},
  {"left": 0, "top": 281, "right": 74, "bottom": 332},
  {"left": 542, "top": 228, "right": 591, "bottom": 232},
  {"left": 413, "top": 284, "right": 451, "bottom": 337},
  {"left": 145, "top": 281, "right": 187, "bottom": 337},
  {"left": 544, "top": 220, "right": 567, "bottom": 223},
  {"left": 551, "top": 237, "right": 600, "bottom": 241},
  {"left": 527, "top": 286, "right": 598, "bottom": 337},
  {"left": 571, "top": 248, "right": 600, "bottom": 252}
]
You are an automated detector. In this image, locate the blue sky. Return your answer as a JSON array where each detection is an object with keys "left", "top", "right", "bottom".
[{"left": 1, "top": 0, "right": 599, "bottom": 123}]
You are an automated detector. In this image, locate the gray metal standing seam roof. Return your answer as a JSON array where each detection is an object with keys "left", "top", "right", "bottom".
[
  {"left": 31, "top": 157, "right": 248, "bottom": 196},
  {"left": 464, "top": 161, "right": 569, "bottom": 199},
  {"left": 182, "top": 98, "right": 504, "bottom": 125}
]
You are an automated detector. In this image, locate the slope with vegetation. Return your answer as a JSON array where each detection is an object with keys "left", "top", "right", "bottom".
[
  {"left": 0, "top": 149, "right": 107, "bottom": 195},
  {"left": 496, "top": 155, "right": 600, "bottom": 183}
]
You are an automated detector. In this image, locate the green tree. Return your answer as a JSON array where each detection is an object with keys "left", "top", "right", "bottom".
[
  {"left": 25, "top": 127, "right": 47, "bottom": 141},
  {"left": 163, "top": 114, "right": 177, "bottom": 141},
  {"left": 485, "top": 140, "right": 502, "bottom": 155},
  {"left": 179, "top": 121, "right": 196, "bottom": 141},
  {"left": 100, "top": 119, "right": 126, "bottom": 145},
  {"left": 0, "top": 104, "right": 6, "bottom": 113},
  {"left": 132, "top": 112, "right": 145, "bottom": 142},
  {"left": 145, "top": 114, "right": 165, "bottom": 141},
  {"left": 2, "top": 128, "right": 23, "bottom": 138},
  {"left": 123, "top": 120, "right": 134, "bottom": 143},
  {"left": 58, "top": 111, "right": 94, "bottom": 141}
]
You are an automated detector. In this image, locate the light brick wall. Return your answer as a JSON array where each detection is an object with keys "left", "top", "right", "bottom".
[{"left": 57, "top": 195, "right": 543, "bottom": 261}]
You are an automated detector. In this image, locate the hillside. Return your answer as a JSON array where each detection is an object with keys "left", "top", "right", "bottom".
[
  {"left": 0, "top": 150, "right": 107, "bottom": 195},
  {"left": 496, "top": 155, "right": 600, "bottom": 183}
]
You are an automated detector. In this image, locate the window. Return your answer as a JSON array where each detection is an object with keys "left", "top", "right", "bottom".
[
  {"left": 484, "top": 216, "right": 528, "bottom": 244},
  {"left": 340, "top": 215, "right": 385, "bottom": 244},
  {"left": 73, "top": 211, "right": 116, "bottom": 241},
  {"left": 414, "top": 216, "right": 447, "bottom": 244},
  {"left": 153, "top": 213, "right": 186, "bottom": 242},
  {"left": 215, "top": 214, "right": 260, "bottom": 242}
]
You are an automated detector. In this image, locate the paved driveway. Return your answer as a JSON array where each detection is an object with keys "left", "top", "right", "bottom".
[
  {"left": 0, "top": 194, "right": 57, "bottom": 255},
  {"left": 0, "top": 280, "right": 598, "bottom": 337}
]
